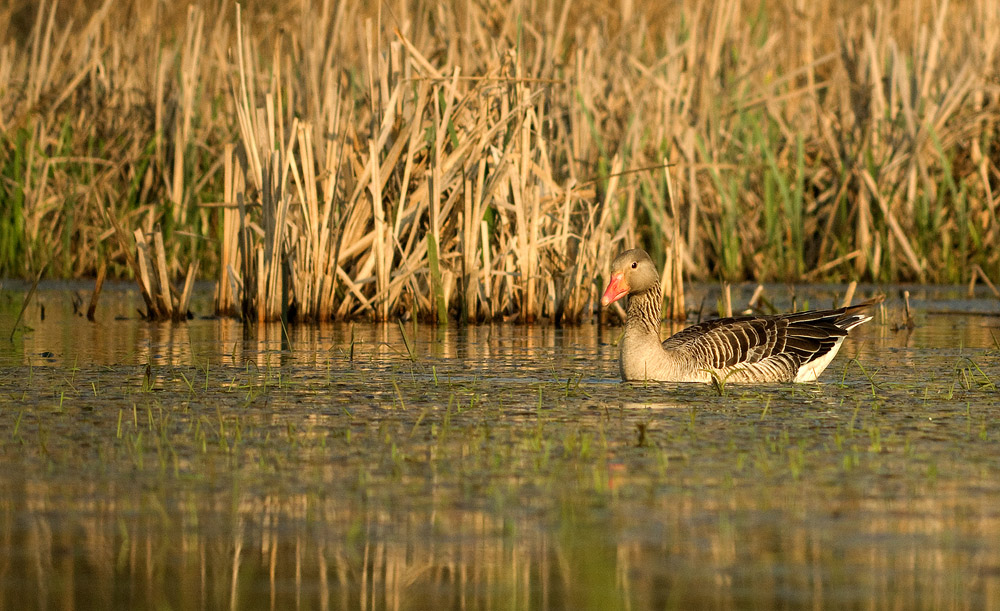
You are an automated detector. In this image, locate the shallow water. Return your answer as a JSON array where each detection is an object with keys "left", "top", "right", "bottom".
[{"left": 1, "top": 281, "right": 999, "bottom": 609}]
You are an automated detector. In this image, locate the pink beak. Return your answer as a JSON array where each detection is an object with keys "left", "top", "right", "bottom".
[{"left": 601, "top": 272, "right": 629, "bottom": 307}]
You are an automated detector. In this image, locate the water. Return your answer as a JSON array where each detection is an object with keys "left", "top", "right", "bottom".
[{"left": 1, "top": 281, "right": 999, "bottom": 609}]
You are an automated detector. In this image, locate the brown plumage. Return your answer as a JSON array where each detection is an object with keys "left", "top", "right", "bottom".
[{"left": 602, "top": 248, "right": 880, "bottom": 383}]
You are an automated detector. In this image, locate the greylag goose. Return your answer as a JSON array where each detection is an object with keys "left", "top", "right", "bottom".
[{"left": 602, "top": 248, "right": 879, "bottom": 383}]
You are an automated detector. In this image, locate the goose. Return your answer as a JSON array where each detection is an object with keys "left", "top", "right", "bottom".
[{"left": 601, "top": 248, "right": 879, "bottom": 383}]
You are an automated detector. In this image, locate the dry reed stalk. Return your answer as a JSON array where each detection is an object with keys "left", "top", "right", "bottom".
[
  {"left": 461, "top": 166, "right": 480, "bottom": 323},
  {"left": 722, "top": 283, "right": 733, "bottom": 318},
  {"left": 663, "top": 163, "right": 686, "bottom": 321},
  {"left": 8, "top": 268, "right": 43, "bottom": 341},
  {"left": 86, "top": 261, "right": 106, "bottom": 321},
  {"left": 132, "top": 228, "right": 161, "bottom": 319},
  {"left": 168, "top": 7, "right": 204, "bottom": 229},
  {"left": 748, "top": 285, "right": 764, "bottom": 311},
  {"left": 804, "top": 250, "right": 863, "bottom": 281},
  {"left": 841, "top": 281, "right": 857, "bottom": 307},
  {"left": 902, "top": 290, "right": 915, "bottom": 330},
  {"left": 151, "top": 228, "right": 173, "bottom": 313},
  {"left": 968, "top": 265, "right": 1000, "bottom": 298},
  {"left": 366, "top": 25, "right": 389, "bottom": 322},
  {"left": 369, "top": 138, "right": 389, "bottom": 322},
  {"left": 981, "top": 268, "right": 1000, "bottom": 298},
  {"left": 215, "top": 145, "right": 239, "bottom": 316}
]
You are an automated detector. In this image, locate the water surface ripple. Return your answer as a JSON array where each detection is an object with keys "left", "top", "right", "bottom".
[{"left": 1, "top": 283, "right": 998, "bottom": 609}]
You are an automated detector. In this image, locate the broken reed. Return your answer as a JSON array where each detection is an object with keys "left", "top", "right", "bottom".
[
  {"left": 100, "top": 198, "right": 198, "bottom": 320},
  {"left": 2, "top": 0, "right": 1000, "bottom": 322}
]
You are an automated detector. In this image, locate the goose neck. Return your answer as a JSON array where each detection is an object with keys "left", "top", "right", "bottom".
[{"left": 625, "top": 284, "right": 662, "bottom": 337}]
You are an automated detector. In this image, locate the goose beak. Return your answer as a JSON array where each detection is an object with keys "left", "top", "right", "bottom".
[{"left": 601, "top": 272, "right": 629, "bottom": 307}]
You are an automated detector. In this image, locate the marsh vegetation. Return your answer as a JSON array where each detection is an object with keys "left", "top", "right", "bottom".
[{"left": 2, "top": 0, "right": 999, "bottom": 322}]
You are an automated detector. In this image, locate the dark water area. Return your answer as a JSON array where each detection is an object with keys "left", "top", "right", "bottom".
[{"left": 1, "top": 280, "right": 999, "bottom": 609}]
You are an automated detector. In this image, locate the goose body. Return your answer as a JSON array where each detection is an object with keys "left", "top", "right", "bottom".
[{"left": 602, "top": 249, "right": 878, "bottom": 383}]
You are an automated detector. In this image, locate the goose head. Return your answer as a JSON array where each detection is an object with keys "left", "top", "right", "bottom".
[{"left": 601, "top": 248, "right": 659, "bottom": 307}]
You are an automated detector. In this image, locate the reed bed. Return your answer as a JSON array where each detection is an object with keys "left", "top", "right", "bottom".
[{"left": 2, "top": 0, "right": 999, "bottom": 322}]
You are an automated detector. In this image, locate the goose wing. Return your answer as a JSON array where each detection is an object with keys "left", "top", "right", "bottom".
[{"left": 662, "top": 303, "right": 873, "bottom": 371}]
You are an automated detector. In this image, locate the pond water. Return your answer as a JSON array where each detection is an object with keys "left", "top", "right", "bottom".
[{"left": 1, "top": 281, "right": 999, "bottom": 609}]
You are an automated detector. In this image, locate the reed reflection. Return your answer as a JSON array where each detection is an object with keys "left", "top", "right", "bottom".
[{"left": 2, "top": 476, "right": 997, "bottom": 611}]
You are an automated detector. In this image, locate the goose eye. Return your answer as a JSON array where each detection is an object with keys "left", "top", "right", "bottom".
[{"left": 631, "top": 261, "right": 638, "bottom": 269}]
